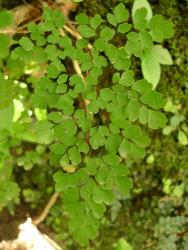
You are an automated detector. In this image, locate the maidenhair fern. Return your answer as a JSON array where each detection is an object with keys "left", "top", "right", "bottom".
[{"left": 0, "top": 1, "right": 174, "bottom": 246}]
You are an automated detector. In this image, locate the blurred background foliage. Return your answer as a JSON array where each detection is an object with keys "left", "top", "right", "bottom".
[{"left": 0, "top": 0, "right": 187, "bottom": 249}]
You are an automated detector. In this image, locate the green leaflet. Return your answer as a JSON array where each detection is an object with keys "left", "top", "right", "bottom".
[
  {"left": 132, "top": 79, "right": 152, "bottom": 94},
  {"left": 0, "top": 104, "right": 14, "bottom": 130},
  {"left": 119, "top": 70, "right": 134, "bottom": 87},
  {"left": 132, "top": 0, "right": 153, "bottom": 21},
  {"left": 0, "top": 181, "right": 20, "bottom": 209},
  {"left": 107, "top": 13, "right": 118, "bottom": 27},
  {"left": 123, "top": 124, "right": 150, "bottom": 147},
  {"left": 95, "top": 164, "right": 109, "bottom": 185},
  {"left": 133, "top": 8, "right": 148, "bottom": 31},
  {"left": 53, "top": 10, "right": 65, "bottom": 28},
  {"left": 0, "top": 10, "right": 13, "bottom": 29},
  {"left": 118, "top": 23, "right": 132, "bottom": 33},
  {"left": 115, "top": 176, "right": 133, "bottom": 195},
  {"left": 0, "top": 34, "right": 11, "bottom": 59},
  {"left": 147, "top": 15, "right": 174, "bottom": 42},
  {"left": 71, "top": 211, "right": 100, "bottom": 246},
  {"left": 19, "top": 37, "right": 34, "bottom": 51},
  {"left": 87, "top": 199, "right": 106, "bottom": 219},
  {"left": 51, "top": 143, "right": 67, "bottom": 155},
  {"left": 78, "top": 25, "right": 96, "bottom": 38},
  {"left": 68, "top": 146, "right": 82, "bottom": 165},
  {"left": 140, "top": 90, "right": 165, "bottom": 109},
  {"left": 141, "top": 48, "right": 161, "bottom": 89},
  {"left": 116, "top": 238, "right": 133, "bottom": 250},
  {"left": 92, "top": 186, "right": 115, "bottom": 205},
  {"left": 47, "top": 63, "right": 61, "bottom": 79},
  {"left": 53, "top": 171, "right": 77, "bottom": 191},
  {"left": 148, "top": 110, "right": 167, "bottom": 129},
  {"left": 76, "top": 13, "right": 90, "bottom": 25},
  {"left": 141, "top": 45, "right": 172, "bottom": 88},
  {"left": 139, "top": 31, "right": 153, "bottom": 49},
  {"left": 0, "top": 74, "right": 13, "bottom": 108},
  {"left": 35, "top": 120, "right": 54, "bottom": 144},
  {"left": 125, "top": 100, "right": 140, "bottom": 122},
  {"left": 90, "top": 14, "right": 102, "bottom": 29},
  {"left": 114, "top": 3, "right": 129, "bottom": 23},
  {"left": 151, "top": 45, "right": 173, "bottom": 65},
  {"left": 119, "top": 139, "right": 146, "bottom": 159},
  {"left": 178, "top": 130, "right": 188, "bottom": 146},
  {"left": 139, "top": 105, "right": 149, "bottom": 124},
  {"left": 105, "top": 134, "right": 121, "bottom": 152},
  {"left": 100, "top": 27, "right": 115, "bottom": 41}
]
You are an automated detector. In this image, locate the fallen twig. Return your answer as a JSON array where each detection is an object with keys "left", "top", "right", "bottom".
[{"left": 33, "top": 193, "right": 59, "bottom": 226}]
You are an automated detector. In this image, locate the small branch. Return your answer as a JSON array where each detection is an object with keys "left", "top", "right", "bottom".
[
  {"left": 64, "top": 24, "right": 82, "bottom": 40},
  {"left": 71, "top": 45, "right": 91, "bottom": 109},
  {"left": 60, "top": 28, "right": 84, "bottom": 86},
  {"left": 33, "top": 193, "right": 59, "bottom": 226},
  {"left": 59, "top": 26, "right": 91, "bottom": 115},
  {"left": 63, "top": 23, "right": 94, "bottom": 111},
  {"left": 73, "top": 60, "right": 84, "bottom": 81},
  {"left": 0, "top": 29, "right": 28, "bottom": 34},
  {"left": 0, "top": 16, "right": 41, "bottom": 35},
  {"left": 73, "top": 59, "right": 91, "bottom": 111},
  {"left": 17, "top": 16, "right": 41, "bottom": 30},
  {"left": 64, "top": 24, "right": 92, "bottom": 50}
]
